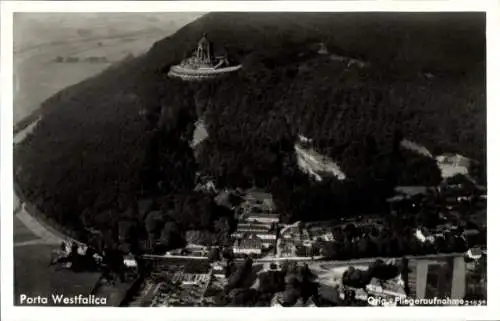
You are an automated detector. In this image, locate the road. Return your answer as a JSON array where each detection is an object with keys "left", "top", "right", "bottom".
[
  {"left": 14, "top": 204, "right": 64, "bottom": 247},
  {"left": 13, "top": 123, "right": 70, "bottom": 248},
  {"left": 143, "top": 252, "right": 463, "bottom": 266},
  {"left": 276, "top": 221, "right": 300, "bottom": 257}
]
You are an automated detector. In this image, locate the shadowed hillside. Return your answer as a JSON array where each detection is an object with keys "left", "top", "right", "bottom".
[{"left": 14, "top": 12, "right": 485, "bottom": 249}]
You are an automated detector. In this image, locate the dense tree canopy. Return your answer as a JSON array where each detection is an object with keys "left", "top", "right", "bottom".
[{"left": 14, "top": 12, "right": 485, "bottom": 249}]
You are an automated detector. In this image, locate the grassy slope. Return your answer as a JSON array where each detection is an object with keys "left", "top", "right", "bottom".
[{"left": 14, "top": 12, "right": 485, "bottom": 232}]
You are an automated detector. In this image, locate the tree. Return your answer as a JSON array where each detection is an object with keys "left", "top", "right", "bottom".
[
  {"left": 14, "top": 13, "right": 485, "bottom": 257},
  {"left": 321, "top": 242, "right": 337, "bottom": 259},
  {"left": 342, "top": 267, "right": 372, "bottom": 291},
  {"left": 281, "top": 288, "right": 301, "bottom": 306},
  {"left": 158, "top": 221, "right": 184, "bottom": 250},
  {"left": 145, "top": 211, "right": 165, "bottom": 235},
  {"left": 118, "top": 220, "right": 137, "bottom": 243},
  {"left": 343, "top": 224, "right": 357, "bottom": 240},
  {"left": 356, "top": 236, "right": 371, "bottom": 258},
  {"left": 258, "top": 270, "right": 285, "bottom": 293},
  {"left": 225, "top": 259, "right": 236, "bottom": 278},
  {"left": 230, "top": 288, "right": 259, "bottom": 307},
  {"left": 208, "top": 247, "right": 221, "bottom": 262},
  {"left": 370, "top": 259, "right": 400, "bottom": 282},
  {"left": 226, "top": 257, "right": 253, "bottom": 291},
  {"left": 103, "top": 248, "right": 125, "bottom": 282}
]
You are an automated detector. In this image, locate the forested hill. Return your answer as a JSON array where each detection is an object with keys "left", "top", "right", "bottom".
[
  {"left": 14, "top": 13, "right": 485, "bottom": 247},
  {"left": 139, "top": 11, "right": 485, "bottom": 154}
]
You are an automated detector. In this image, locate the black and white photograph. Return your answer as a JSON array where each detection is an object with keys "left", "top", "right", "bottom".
[{"left": 1, "top": 1, "right": 497, "bottom": 320}]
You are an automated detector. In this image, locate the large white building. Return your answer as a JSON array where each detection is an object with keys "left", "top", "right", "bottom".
[
  {"left": 414, "top": 228, "right": 435, "bottom": 244},
  {"left": 233, "top": 222, "right": 270, "bottom": 234},
  {"left": 233, "top": 234, "right": 262, "bottom": 255},
  {"left": 123, "top": 254, "right": 138, "bottom": 268},
  {"left": 232, "top": 231, "right": 276, "bottom": 249},
  {"left": 232, "top": 220, "right": 277, "bottom": 249},
  {"left": 246, "top": 212, "right": 280, "bottom": 224}
]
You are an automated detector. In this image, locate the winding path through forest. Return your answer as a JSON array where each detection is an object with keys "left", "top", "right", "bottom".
[
  {"left": 14, "top": 204, "right": 64, "bottom": 247},
  {"left": 13, "top": 122, "right": 68, "bottom": 248}
]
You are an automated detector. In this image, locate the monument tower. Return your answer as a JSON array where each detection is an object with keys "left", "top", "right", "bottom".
[
  {"left": 168, "top": 34, "right": 241, "bottom": 81},
  {"left": 196, "top": 33, "right": 213, "bottom": 64}
]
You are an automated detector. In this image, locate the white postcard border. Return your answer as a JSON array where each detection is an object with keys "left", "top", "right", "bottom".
[{"left": 1, "top": 1, "right": 499, "bottom": 321}]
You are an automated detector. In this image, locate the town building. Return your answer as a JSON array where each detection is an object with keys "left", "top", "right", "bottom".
[
  {"left": 233, "top": 234, "right": 262, "bottom": 255},
  {"left": 258, "top": 235, "right": 277, "bottom": 249},
  {"left": 463, "top": 228, "right": 480, "bottom": 237},
  {"left": 465, "top": 247, "right": 484, "bottom": 261},
  {"left": 232, "top": 233, "right": 275, "bottom": 249},
  {"left": 235, "top": 222, "right": 271, "bottom": 232},
  {"left": 414, "top": 228, "right": 435, "bottom": 244},
  {"left": 232, "top": 222, "right": 276, "bottom": 244},
  {"left": 254, "top": 232, "right": 276, "bottom": 241},
  {"left": 194, "top": 180, "right": 216, "bottom": 193},
  {"left": 123, "top": 254, "right": 138, "bottom": 268},
  {"left": 295, "top": 244, "right": 316, "bottom": 257},
  {"left": 210, "top": 262, "right": 225, "bottom": 278},
  {"left": 394, "top": 186, "right": 432, "bottom": 198},
  {"left": 278, "top": 238, "right": 296, "bottom": 257},
  {"left": 311, "top": 232, "right": 335, "bottom": 242},
  {"left": 436, "top": 154, "right": 471, "bottom": 178},
  {"left": 245, "top": 212, "right": 280, "bottom": 224},
  {"left": 168, "top": 243, "right": 209, "bottom": 257}
]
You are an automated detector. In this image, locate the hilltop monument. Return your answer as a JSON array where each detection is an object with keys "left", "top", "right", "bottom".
[
  {"left": 168, "top": 34, "right": 241, "bottom": 81},
  {"left": 196, "top": 33, "right": 213, "bottom": 64}
]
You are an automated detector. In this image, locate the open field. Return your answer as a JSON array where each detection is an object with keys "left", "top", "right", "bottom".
[
  {"left": 14, "top": 13, "right": 203, "bottom": 125},
  {"left": 13, "top": 201, "right": 99, "bottom": 305},
  {"left": 14, "top": 244, "right": 102, "bottom": 305}
]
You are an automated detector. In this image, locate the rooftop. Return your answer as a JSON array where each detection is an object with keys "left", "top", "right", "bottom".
[
  {"left": 238, "top": 221, "right": 271, "bottom": 227},
  {"left": 234, "top": 234, "right": 263, "bottom": 249},
  {"left": 238, "top": 229, "right": 269, "bottom": 235},
  {"left": 394, "top": 186, "right": 431, "bottom": 196},
  {"left": 234, "top": 240, "right": 262, "bottom": 249},
  {"left": 246, "top": 212, "right": 280, "bottom": 218}
]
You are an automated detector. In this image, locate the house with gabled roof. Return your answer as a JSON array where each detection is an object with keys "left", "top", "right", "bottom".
[{"left": 233, "top": 233, "right": 263, "bottom": 256}]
